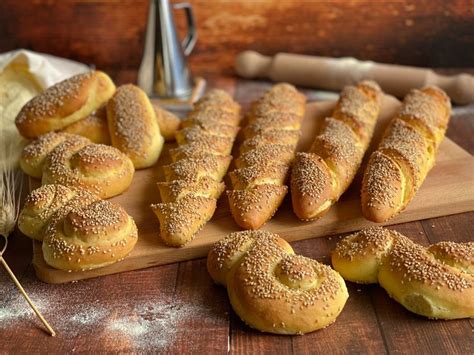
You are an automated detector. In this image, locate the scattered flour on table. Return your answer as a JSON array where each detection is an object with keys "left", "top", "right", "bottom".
[{"left": 1, "top": 288, "right": 217, "bottom": 350}]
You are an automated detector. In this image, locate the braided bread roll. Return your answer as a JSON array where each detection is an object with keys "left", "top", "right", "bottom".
[
  {"left": 15, "top": 71, "right": 116, "bottom": 138},
  {"left": 361, "top": 86, "right": 451, "bottom": 222},
  {"left": 291, "top": 81, "right": 382, "bottom": 221},
  {"left": 20, "top": 132, "right": 134, "bottom": 198},
  {"left": 227, "top": 83, "right": 306, "bottom": 230},
  {"left": 18, "top": 184, "right": 138, "bottom": 271},
  {"left": 151, "top": 90, "right": 241, "bottom": 247},
  {"left": 332, "top": 227, "right": 473, "bottom": 319},
  {"left": 208, "top": 231, "right": 348, "bottom": 334},
  {"left": 107, "top": 84, "right": 165, "bottom": 169}
]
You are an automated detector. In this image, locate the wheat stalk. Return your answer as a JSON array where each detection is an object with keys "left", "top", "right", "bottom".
[{"left": 0, "top": 119, "right": 56, "bottom": 336}]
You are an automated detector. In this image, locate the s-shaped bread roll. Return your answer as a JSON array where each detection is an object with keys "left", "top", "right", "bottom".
[
  {"left": 227, "top": 83, "right": 306, "bottom": 230},
  {"left": 107, "top": 84, "right": 165, "bottom": 169},
  {"left": 207, "top": 231, "right": 348, "bottom": 334},
  {"left": 332, "top": 227, "right": 473, "bottom": 319},
  {"left": 291, "top": 81, "right": 382, "bottom": 220},
  {"left": 20, "top": 132, "right": 134, "bottom": 198},
  {"left": 15, "top": 71, "right": 116, "bottom": 138},
  {"left": 151, "top": 90, "right": 241, "bottom": 247},
  {"left": 361, "top": 86, "right": 451, "bottom": 222},
  {"left": 18, "top": 184, "right": 138, "bottom": 271}
]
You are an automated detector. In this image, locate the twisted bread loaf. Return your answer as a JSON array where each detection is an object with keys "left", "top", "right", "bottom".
[
  {"left": 227, "top": 83, "right": 306, "bottom": 230},
  {"left": 332, "top": 227, "right": 473, "bottom": 319},
  {"left": 15, "top": 71, "right": 116, "bottom": 138},
  {"left": 151, "top": 90, "right": 241, "bottom": 247},
  {"left": 207, "top": 231, "right": 348, "bottom": 334},
  {"left": 107, "top": 84, "right": 165, "bottom": 169},
  {"left": 20, "top": 132, "right": 134, "bottom": 198},
  {"left": 291, "top": 81, "right": 382, "bottom": 220},
  {"left": 18, "top": 184, "right": 138, "bottom": 271},
  {"left": 361, "top": 86, "right": 451, "bottom": 222}
]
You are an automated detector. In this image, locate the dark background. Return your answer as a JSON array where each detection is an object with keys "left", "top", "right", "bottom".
[{"left": 1, "top": 0, "right": 473, "bottom": 80}]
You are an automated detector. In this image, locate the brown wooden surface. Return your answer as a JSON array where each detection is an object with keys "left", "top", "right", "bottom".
[
  {"left": 1, "top": 73, "right": 474, "bottom": 354},
  {"left": 30, "top": 97, "right": 474, "bottom": 284},
  {"left": 1, "top": 0, "right": 473, "bottom": 74}
]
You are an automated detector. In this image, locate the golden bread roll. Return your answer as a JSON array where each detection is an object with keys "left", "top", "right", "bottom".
[
  {"left": 18, "top": 184, "right": 138, "bottom": 271},
  {"left": 107, "top": 84, "right": 165, "bottom": 169},
  {"left": 332, "top": 227, "right": 473, "bottom": 319},
  {"left": 15, "top": 71, "right": 115, "bottom": 138},
  {"left": 151, "top": 89, "right": 241, "bottom": 247},
  {"left": 207, "top": 231, "right": 348, "bottom": 334},
  {"left": 361, "top": 86, "right": 451, "bottom": 222},
  {"left": 227, "top": 83, "right": 306, "bottom": 230},
  {"left": 152, "top": 104, "right": 181, "bottom": 142},
  {"left": 20, "top": 132, "right": 134, "bottom": 198},
  {"left": 61, "top": 106, "right": 110, "bottom": 144},
  {"left": 291, "top": 81, "right": 382, "bottom": 221}
]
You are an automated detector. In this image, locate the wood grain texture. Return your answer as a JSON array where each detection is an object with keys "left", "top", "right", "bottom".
[
  {"left": 174, "top": 0, "right": 474, "bottom": 74},
  {"left": 1, "top": 1, "right": 473, "bottom": 74},
  {"left": 1, "top": 74, "right": 473, "bottom": 353},
  {"left": 30, "top": 97, "right": 474, "bottom": 283}
]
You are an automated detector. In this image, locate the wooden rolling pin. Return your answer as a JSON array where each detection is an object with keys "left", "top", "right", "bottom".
[{"left": 235, "top": 51, "right": 474, "bottom": 105}]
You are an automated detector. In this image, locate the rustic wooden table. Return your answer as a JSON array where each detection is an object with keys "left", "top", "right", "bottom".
[{"left": 1, "top": 73, "right": 473, "bottom": 354}]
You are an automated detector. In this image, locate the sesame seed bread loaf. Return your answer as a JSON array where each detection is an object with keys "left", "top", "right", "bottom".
[
  {"left": 20, "top": 132, "right": 134, "bottom": 199},
  {"left": 332, "top": 227, "right": 474, "bottom": 319},
  {"left": 151, "top": 90, "right": 241, "bottom": 247},
  {"left": 227, "top": 83, "right": 306, "bottom": 230},
  {"left": 61, "top": 106, "right": 111, "bottom": 144},
  {"left": 18, "top": 184, "right": 138, "bottom": 271},
  {"left": 291, "top": 81, "right": 382, "bottom": 221},
  {"left": 107, "top": 84, "right": 165, "bottom": 169},
  {"left": 15, "top": 71, "right": 116, "bottom": 138},
  {"left": 361, "top": 86, "right": 451, "bottom": 222},
  {"left": 61, "top": 103, "right": 180, "bottom": 144},
  {"left": 207, "top": 231, "right": 348, "bottom": 334}
]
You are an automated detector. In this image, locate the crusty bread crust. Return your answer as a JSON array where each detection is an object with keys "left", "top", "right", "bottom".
[
  {"left": 291, "top": 81, "right": 382, "bottom": 221},
  {"left": 207, "top": 230, "right": 348, "bottom": 334},
  {"left": 227, "top": 83, "right": 306, "bottom": 229},
  {"left": 332, "top": 227, "right": 473, "bottom": 319},
  {"left": 16, "top": 71, "right": 115, "bottom": 138},
  {"left": 361, "top": 86, "right": 451, "bottom": 222},
  {"left": 151, "top": 90, "right": 241, "bottom": 247}
]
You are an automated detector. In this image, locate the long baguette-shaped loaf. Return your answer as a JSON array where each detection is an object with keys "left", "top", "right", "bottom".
[
  {"left": 151, "top": 90, "right": 241, "bottom": 247},
  {"left": 361, "top": 86, "right": 451, "bottom": 222},
  {"left": 291, "top": 81, "right": 382, "bottom": 220},
  {"left": 227, "top": 83, "right": 306, "bottom": 229}
]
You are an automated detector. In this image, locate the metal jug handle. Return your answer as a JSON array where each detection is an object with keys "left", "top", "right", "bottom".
[{"left": 173, "top": 2, "right": 197, "bottom": 56}]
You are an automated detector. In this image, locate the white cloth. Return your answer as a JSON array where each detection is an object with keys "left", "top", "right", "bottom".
[{"left": 0, "top": 49, "right": 90, "bottom": 170}]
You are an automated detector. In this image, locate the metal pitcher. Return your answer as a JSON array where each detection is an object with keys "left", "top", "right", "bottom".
[{"left": 138, "top": 0, "right": 197, "bottom": 99}]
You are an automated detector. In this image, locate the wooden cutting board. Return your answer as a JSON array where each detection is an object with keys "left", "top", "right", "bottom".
[{"left": 31, "top": 95, "right": 474, "bottom": 283}]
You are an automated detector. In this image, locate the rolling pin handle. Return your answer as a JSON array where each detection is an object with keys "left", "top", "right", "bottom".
[
  {"left": 432, "top": 73, "right": 474, "bottom": 105},
  {"left": 235, "top": 50, "right": 272, "bottom": 79}
]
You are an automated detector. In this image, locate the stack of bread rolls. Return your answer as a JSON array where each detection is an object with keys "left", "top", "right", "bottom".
[
  {"left": 227, "top": 83, "right": 306, "bottom": 229},
  {"left": 15, "top": 71, "right": 181, "bottom": 166},
  {"left": 361, "top": 86, "right": 451, "bottom": 222},
  {"left": 208, "top": 230, "right": 348, "bottom": 334},
  {"left": 20, "top": 132, "right": 135, "bottom": 198},
  {"left": 151, "top": 90, "right": 241, "bottom": 247},
  {"left": 18, "top": 184, "right": 138, "bottom": 272},
  {"left": 332, "top": 227, "right": 473, "bottom": 319},
  {"left": 291, "top": 81, "right": 382, "bottom": 220}
]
